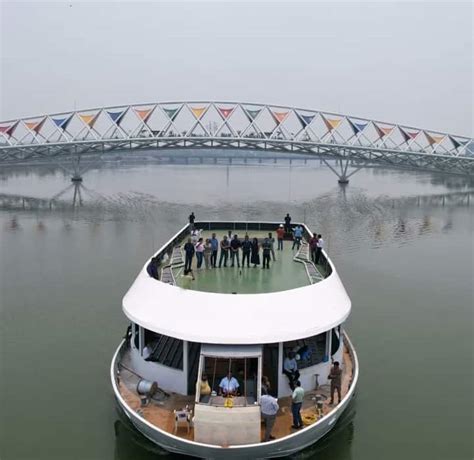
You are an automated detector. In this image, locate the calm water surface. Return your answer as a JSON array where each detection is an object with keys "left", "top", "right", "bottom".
[{"left": 0, "top": 153, "right": 472, "bottom": 460}]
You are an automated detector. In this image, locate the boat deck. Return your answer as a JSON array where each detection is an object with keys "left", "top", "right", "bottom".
[
  {"left": 117, "top": 344, "right": 353, "bottom": 445},
  {"left": 172, "top": 230, "right": 321, "bottom": 294}
]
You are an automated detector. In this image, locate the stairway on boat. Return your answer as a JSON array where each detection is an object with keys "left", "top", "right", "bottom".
[
  {"left": 146, "top": 334, "right": 184, "bottom": 369},
  {"left": 294, "top": 242, "right": 324, "bottom": 284},
  {"left": 160, "top": 246, "right": 184, "bottom": 285}
]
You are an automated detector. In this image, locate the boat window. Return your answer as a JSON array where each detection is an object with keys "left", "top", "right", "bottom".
[
  {"left": 198, "top": 357, "right": 258, "bottom": 405},
  {"left": 142, "top": 329, "right": 183, "bottom": 370},
  {"left": 283, "top": 332, "right": 327, "bottom": 369}
]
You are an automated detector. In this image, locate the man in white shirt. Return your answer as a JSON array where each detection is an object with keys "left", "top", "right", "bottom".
[
  {"left": 260, "top": 390, "right": 279, "bottom": 441},
  {"left": 283, "top": 351, "right": 300, "bottom": 390},
  {"left": 315, "top": 234, "right": 324, "bottom": 264},
  {"left": 219, "top": 372, "right": 240, "bottom": 396},
  {"left": 291, "top": 380, "right": 305, "bottom": 429}
]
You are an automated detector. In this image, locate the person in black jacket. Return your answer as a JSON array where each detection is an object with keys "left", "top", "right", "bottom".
[{"left": 183, "top": 238, "right": 195, "bottom": 271}]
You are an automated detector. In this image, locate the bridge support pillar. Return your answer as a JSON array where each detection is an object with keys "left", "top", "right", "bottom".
[
  {"left": 338, "top": 176, "right": 349, "bottom": 185},
  {"left": 71, "top": 174, "right": 83, "bottom": 183}
]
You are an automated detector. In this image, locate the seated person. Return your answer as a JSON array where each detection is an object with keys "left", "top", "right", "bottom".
[
  {"left": 219, "top": 371, "right": 240, "bottom": 396},
  {"left": 200, "top": 374, "right": 211, "bottom": 396},
  {"left": 283, "top": 351, "right": 300, "bottom": 391}
]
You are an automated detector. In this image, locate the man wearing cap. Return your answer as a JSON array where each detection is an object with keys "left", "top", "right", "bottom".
[{"left": 276, "top": 224, "right": 285, "bottom": 250}]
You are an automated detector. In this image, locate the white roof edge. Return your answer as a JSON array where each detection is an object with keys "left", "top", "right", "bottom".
[{"left": 122, "top": 222, "right": 351, "bottom": 344}]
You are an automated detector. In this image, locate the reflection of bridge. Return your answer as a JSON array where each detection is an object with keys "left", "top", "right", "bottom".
[
  {"left": 1, "top": 101, "right": 473, "bottom": 181},
  {"left": 1, "top": 187, "right": 471, "bottom": 213}
]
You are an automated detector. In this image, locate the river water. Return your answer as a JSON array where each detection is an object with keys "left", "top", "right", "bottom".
[{"left": 0, "top": 152, "right": 472, "bottom": 460}]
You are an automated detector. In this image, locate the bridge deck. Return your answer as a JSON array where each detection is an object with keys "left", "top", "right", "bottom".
[{"left": 172, "top": 230, "right": 316, "bottom": 294}]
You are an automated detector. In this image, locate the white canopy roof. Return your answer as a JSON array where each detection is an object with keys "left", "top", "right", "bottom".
[{"left": 122, "top": 259, "right": 351, "bottom": 345}]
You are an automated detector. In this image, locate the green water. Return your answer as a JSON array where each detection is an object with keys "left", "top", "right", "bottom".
[{"left": 0, "top": 155, "right": 472, "bottom": 460}]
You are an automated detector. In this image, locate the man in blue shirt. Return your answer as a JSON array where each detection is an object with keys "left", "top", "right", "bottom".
[
  {"left": 210, "top": 233, "right": 219, "bottom": 268},
  {"left": 292, "top": 225, "right": 303, "bottom": 250},
  {"left": 219, "top": 371, "right": 239, "bottom": 396}
]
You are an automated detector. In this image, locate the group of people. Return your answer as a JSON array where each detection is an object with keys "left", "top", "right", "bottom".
[
  {"left": 261, "top": 361, "right": 342, "bottom": 441},
  {"left": 183, "top": 230, "right": 280, "bottom": 274}
]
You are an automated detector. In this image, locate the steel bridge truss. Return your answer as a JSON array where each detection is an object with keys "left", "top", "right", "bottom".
[{"left": 1, "top": 101, "right": 472, "bottom": 180}]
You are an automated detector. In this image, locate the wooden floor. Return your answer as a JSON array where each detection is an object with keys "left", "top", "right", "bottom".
[{"left": 118, "top": 345, "right": 354, "bottom": 445}]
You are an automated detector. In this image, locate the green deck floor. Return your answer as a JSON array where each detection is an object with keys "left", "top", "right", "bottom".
[{"left": 173, "top": 230, "right": 311, "bottom": 294}]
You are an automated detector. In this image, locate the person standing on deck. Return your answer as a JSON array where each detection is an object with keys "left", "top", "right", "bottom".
[
  {"left": 309, "top": 233, "right": 319, "bottom": 264},
  {"left": 241, "top": 235, "right": 252, "bottom": 267},
  {"left": 188, "top": 212, "right": 196, "bottom": 229},
  {"left": 250, "top": 237, "right": 260, "bottom": 267},
  {"left": 328, "top": 361, "right": 342, "bottom": 405},
  {"left": 203, "top": 238, "right": 212, "bottom": 269},
  {"left": 276, "top": 224, "right": 285, "bottom": 250},
  {"left": 210, "top": 233, "right": 219, "bottom": 268},
  {"left": 291, "top": 381, "right": 304, "bottom": 429},
  {"left": 284, "top": 213, "right": 292, "bottom": 233},
  {"left": 219, "top": 235, "right": 230, "bottom": 268},
  {"left": 260, "top": 389, "right": 279, "bottom": 442},
  {"left": 195, "top": 237, "right": 204, "bottom": 269},
  {"left": 183, "top": 238, "right": 195, "bottom": 272},
  {"left": 315, "top": 234, "right": 324, "bottom": 264},
  {"left": 230, "top": 234, "right": 241, "bottom": 268},
  {"left": 283, "top": 351, "right": 300, "bottom": 390},
  {"left": 268, "top": 232, "right": 276, "bottom": 261},
  {"left": 292, "top": 225, "right": 303, "bottom": 250},
  {"left": 262, "top": 237, "right": 272, "bottom": 269}
]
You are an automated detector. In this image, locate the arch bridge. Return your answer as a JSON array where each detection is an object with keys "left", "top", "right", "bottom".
[{"left": 0, "top": 101, "right": 472, "bottom": 182}]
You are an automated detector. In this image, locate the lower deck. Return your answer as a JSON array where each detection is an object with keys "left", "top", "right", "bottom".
[{"left": 116, "top": 343, "right": 354, "bottom": 445}]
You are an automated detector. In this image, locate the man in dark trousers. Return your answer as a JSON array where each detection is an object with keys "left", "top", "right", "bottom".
[
  {"left": 315, "top": 234, "right": 324, "bottom": 264},
  {"left": 188, "top": 212, "right": 196, "bottom": 229},
  {"left": 284, "top": 213, "right": 292, "bottom": 233},
  {"left": 328, "top": 361, "right": 342, "bottom": 405},
  {"left": 183, "top": 237, "right": 195, "bottom": 272},
  {"left": 262, "top": 237, "right": 272, "bottom": 269},
  {"left": 230, "top": 234, "right": 241, "bottom": 268},
  {"left": 219, "top": 235, "right": 230, "bottom": 267},
  {"left": 241, "top": 235, "right": 252, "bottom": 267}
]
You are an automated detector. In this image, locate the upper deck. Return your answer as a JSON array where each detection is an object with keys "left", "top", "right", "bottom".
[
  {"left": 173, "top": 229, "right": 314, "bottom": 294},
  {"left": 122, "top": 221, "right": 351, "bottom": 344}
]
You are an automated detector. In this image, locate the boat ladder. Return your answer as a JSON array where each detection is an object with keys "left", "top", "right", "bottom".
[
  {"left": 171, "top": 245, "right": 184, "bottom": 267},
  {"left": 294, "top": 242, "right": 324, "bottom": 284},
  {"left": 160, "top": 265, "right": 176, "bottom": 285}
]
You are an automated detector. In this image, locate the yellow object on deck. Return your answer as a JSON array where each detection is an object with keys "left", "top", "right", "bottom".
[{"left": 224, "top": 397, "right": 234, "bottom": 408}]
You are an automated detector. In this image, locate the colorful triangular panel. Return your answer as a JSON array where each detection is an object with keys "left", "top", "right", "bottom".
[
  {"left": 296, "top": 113, "right": 316, "bottom": 127},
  {"left": 323, "top": 116, "right": 341, "bottom": 131},
  {"left": 190, "top": 107, "right": 206, "bottom": 119},
  {"left": 425, "top": 132, "right": 444, "bottom": 145},
  {"left": 348, "top": 119, "right": 368, "bottom": 134},
  {"left": 244, "top": 108, "right": 262, "bottom": 122},
  {"left": 272, "top": 111, "right": 289, "bottom": 124},
  {"left": 163, "top": 107, "right": 180, "bottom": 121},
  {"left": 217, "top": 107, "right": 234, "bottom": 119},
  {"left": 107, "top": 110, "right": 126, "bottom": 124},
  {"left": 134, "top": 109, "right": 153, "bottom": 122},
  {"left": 52, "top": 114, "right": 73, "bottom": 130}
]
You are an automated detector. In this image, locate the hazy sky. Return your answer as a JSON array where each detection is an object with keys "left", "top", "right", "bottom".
[{"left": 1, "top": 1, "right": 472, "bottom": 136}]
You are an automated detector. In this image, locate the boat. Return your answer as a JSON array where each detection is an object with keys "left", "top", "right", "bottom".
[{"left": 110, "top": 220, "right": 359, "bottom": 459}]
